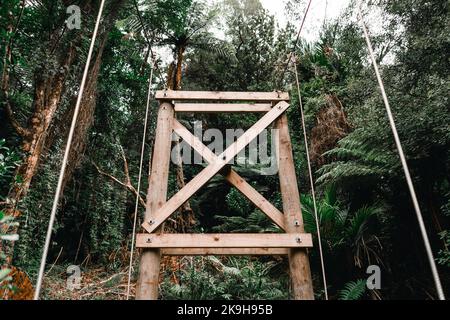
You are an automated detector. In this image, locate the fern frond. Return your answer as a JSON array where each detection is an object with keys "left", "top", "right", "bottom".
[
  {"left": 338, "top": 279, "right": 367, "bottom": 300},
  {"left": 317, "top": 161, "right": 388, "bottom": 185}
]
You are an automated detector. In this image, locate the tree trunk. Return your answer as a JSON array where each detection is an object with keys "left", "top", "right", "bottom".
[
  {"left": 1, "top": 41, "right": 79, "bottom": 264},
  {"left": 57, "top": 0, "right": 126, "bottom": 195},
  {"left": 7, "top": 42, "right": 78, "bottom": 206},
  {"left": 174, "top": 45, "right": 186, "bottom": 90}
]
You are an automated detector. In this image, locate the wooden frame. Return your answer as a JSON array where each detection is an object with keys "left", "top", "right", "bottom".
[
  {"left": 136, "top": 91, "right": 314, "bottom": 301},
  {"left": 142, "top": 101, "right": 290, "bottom": 234}
]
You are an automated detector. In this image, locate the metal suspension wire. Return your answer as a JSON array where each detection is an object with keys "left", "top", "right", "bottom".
[
  {"left": 124, "top": 0, "right": 169, "bottom": 300},
  {"left": 356, "top": 4, "right": 445, "bottom": 300},
  {"left": 275, "top": 0, "right": 329, "bottom": 299},
  {"left": 276, "top": 0, "right": 313, "bottom": 89},
  {"left": 292, "top": 58, "right": 329, "bottom": 300},
  {"left": 33, "top": 0, "right": 107, "bottom": 300},
  {"left": 125, "top": 57, "right": 156, "bottom": 300}
]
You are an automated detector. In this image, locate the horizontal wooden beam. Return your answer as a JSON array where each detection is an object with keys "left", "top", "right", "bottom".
[
  {"left": 136, "top": 233, "right": 312, "bottom": 248},
  {"left": 161, "top": 248, "right": 290, "bottom": 256},
  {"left": 174, "top": 103, "right": 273, "bottom": 113},
  {"left": 155, "top": 90, "right": 289, "bottom": 102}
]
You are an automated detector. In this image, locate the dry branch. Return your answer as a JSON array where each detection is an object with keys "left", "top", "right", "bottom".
[{"left": 92, "top": 146, "right": 146, "bottom": 208}]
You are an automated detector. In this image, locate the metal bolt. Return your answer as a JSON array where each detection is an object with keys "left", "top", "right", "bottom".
[
  {"left": 149, "top": 219, "right": 155, "bottom": 225},
  {"left": 296, "top": 237, "right": 302, "bottom": 244}
]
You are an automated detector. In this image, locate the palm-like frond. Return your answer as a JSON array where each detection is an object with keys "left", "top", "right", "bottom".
[
  {"left": 301, "top": 185, "right": 384, "bottom": 267},
  {"left": 317, "top": 128, "right": 398, "bottom": 186},
  {"left": 213, "top": 210, "right": 281, "bottom": 233},
  {"left": 345, "top": 206, "right": 380, "bottom": 241},
  {"left": 301, "top": 185, "right": 344, "bottom": 236},
  {"left": 190, "top": 37, "right": 236, "bottom": 60}
]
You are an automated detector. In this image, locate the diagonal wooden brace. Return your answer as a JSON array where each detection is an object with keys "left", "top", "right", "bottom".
[
  {"left": 142, "top": 101, "right": 290, "bottom": 234},
  {"left": 172, "top": 119, "right": 286, "bottom": 230}
]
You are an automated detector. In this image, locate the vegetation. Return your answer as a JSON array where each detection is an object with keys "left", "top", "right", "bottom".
[{"left": 0, "top": 0, "right": 448, "bottom": 300}]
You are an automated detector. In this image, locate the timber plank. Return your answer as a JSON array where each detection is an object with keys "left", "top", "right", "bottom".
[
  {"left": 135, "top": 102, "right": 174, "bottom": 300},
  {"left": 174, "top": 103, "right": 273, "bottom": 113},
  {"left": 161, "top": 248, "right": 290, "bottom": 256},
  {"left": 156, "top": 90, "right": 289, "bottom": 102},
  {"left": 276, "top": 113, "right": 315, "bottom": 300},
  {"left": 136, "top": 233, "right": 313, "bottom": 248}
]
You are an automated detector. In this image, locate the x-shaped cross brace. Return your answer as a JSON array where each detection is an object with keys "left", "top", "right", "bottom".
[{"left": 142, "top": 101, "right": 290, "bottom": 234}]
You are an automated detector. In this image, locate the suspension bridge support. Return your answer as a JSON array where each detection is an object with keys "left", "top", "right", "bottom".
[
  {"left": 136, "top": 102, "right": 174, "bottom": 300},
  {"left": 276, "top": 113, "right": 314, "bottom": 300},
  {"left": 136, "top": 91, "right": 314, "bottom": 300}
]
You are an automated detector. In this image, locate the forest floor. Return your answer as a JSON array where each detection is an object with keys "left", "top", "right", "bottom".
[
  {"left": 40, "top": 254, "right": 183, "bottom": 300},
  {"left": 42, "top": 265, "right": 135, "bottom": 300}
]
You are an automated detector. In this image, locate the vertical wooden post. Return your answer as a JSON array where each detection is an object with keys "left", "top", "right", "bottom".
[
  {"left": 275, "top": 113, "right": 314, "bottom": 300},
  {"left": 136, "top": 102, "right": 174, "bottom": 300}
]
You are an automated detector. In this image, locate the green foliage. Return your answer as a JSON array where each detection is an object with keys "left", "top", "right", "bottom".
[
  {"left": 161, "top": 257, "right": 288, "bottom": 300},
  {"left": 213, "top": 183, "right": 280, "bottom": 233},
  {"left": 437, "top": 192, "right": 450, "bottom": 267},
  {"left": 437, "top": 230, "right": 450, "bottom": 268},
  {"left": 15, "top": 155, "right": 60, "bottom": 272},
  {"left": 316, "top": 128, "right": 398, "bottom": 187},
  {"left": 338, "top": 279, "right": 367, "bottom": 300},
  {"left": 2, "top": 0, "right": 449, "bottom": 300},
  {"left": 308, "top": 0, "right": 450, "bottom": 298},
  {"left": 0, "top": 211, "right": 18, "bottom": 291},
  {"left": 301, "top": 187, "right": 385, "bottom": 268},
  {"left": 0, "top": 140, "right": 20, "bottom": 199}
]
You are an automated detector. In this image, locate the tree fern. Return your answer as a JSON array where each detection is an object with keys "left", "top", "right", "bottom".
[{"left": 317, "top": 128, "right": 398, "bottom": 186}]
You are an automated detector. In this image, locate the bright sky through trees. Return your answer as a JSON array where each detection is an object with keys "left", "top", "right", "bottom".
[{"left": 260, "top": 0, "right": 352, "bottom": 41}]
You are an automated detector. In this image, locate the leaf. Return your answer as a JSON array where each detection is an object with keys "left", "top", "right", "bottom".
[
  {"left": 338, "top": 279, "right": 367, "bottom": 300},
  {"left": 0, "top": 269, "right": 11, "bottom": 282}
]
